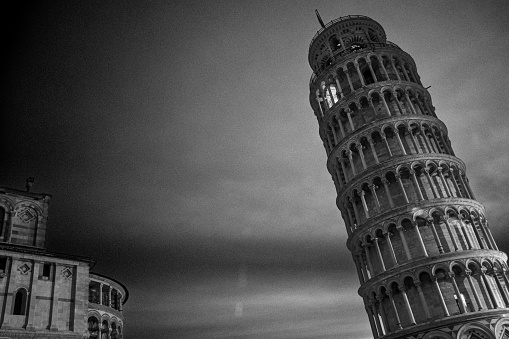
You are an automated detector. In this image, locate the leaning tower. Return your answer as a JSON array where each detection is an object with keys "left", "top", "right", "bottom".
[{"left": 308, "top": 15, "right": 509, "bottom": 339}]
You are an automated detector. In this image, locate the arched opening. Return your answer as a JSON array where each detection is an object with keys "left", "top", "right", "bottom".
[
  {"left": 382, "top": 55, "right": 398, "bottom": 80},
  {"left": 383, "top": 91, "right": 398, "bottom": 116},
  {"left": 370, "top": 56, "right": 384, "bottom": 81},
  {"left": 13, "top": 288, "right": 27, "bottom": 315},
  {"left": 101, "top": 320, "right": 109, "bottom": 339},
  {"left": 359, "top": 58, "right": 374, "bottom": 85},
  {"left": 347, "top": 62, "right": 362, "bottom": 90},
  {"left": 111, "top": 322, "right": 118, "bottom": 339},
  {"left": 88, "top": 316, "right": 100, "bottom": 339},
  {"left": 452, "top": 265, "right": 471, "bottom": 312},
  {"left": 337, "top": 68, "right": 352, "bottom": 96}
]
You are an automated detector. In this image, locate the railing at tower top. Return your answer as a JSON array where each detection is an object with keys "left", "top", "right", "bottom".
[
  {"left": 310, "top": 15, "right": 374, "bottom": 47},
  {"left": 309, "top": 41, "right": 403, "bottom": 85}
]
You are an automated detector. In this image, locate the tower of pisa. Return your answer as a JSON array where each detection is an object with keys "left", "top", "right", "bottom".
[{"left": 308, "top": 14, "right": 509, "bottom": 339}]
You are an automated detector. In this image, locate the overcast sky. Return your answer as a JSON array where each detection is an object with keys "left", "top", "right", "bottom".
[{"left": 2, "top": 1, "right": 509, "bottom": 338}]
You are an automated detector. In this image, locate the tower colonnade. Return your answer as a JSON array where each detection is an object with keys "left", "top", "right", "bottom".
[{"left": 308, "top": 15, "right": 509, "bottom": 339}]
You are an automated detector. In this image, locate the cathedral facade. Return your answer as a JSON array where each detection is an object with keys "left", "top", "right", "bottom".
[
  {"left": 0, "top": 186, "right": 127, "bottom": 339},
  {"left": 308, "top": 15, "right": 509, "bottom": 339}
]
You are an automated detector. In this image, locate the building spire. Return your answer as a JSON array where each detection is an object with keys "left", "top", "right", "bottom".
[{"left": 315, "top": 9, "right": 326, "bottom": 28}]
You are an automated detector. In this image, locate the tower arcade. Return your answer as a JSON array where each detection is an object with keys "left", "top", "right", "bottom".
[{"left": 308, "top": 15, "right": 509, "bottom": 339}]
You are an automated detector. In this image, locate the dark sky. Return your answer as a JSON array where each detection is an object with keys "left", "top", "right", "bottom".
[{"left": 2, "top": 1, "right": 509, "bottom": 338}]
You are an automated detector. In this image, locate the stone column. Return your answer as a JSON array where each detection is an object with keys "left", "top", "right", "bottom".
[
  {"left": 353, "top": 254, "right": 365, "bottom": 283},
  {"left": 373, "top": 238, "right": 386, "bottom": 272},
  {"left": 397, "top": 226, "right": 412, "bottom": 260},
  {"left": 420, "top": 130, "right": 433, "bottom": 153},
  {"left": 367, "top": 61, "right": 378, "bottom": 82},
  {"left": 334, "top": 76, "right": 344, "bottom": 98},
  {"left": 381, "top": 93, "right": 392, "bottom": 117},
  {"left": 350, "top": 197, "right": 361, "bottom": 226},
  {"left": 365, "top": 304, "right": 379, "bottom": 338},
  {"left": 108, "top": 285, "right": 112, "bottom": 307},
  {"left": 316, "top": 97, "right": 324, "bottom": 117},
  {"left": 408, "top": 128, "right": 420, "bottom": 153},
  {"left": 360, "top": 190, "right": 370, "bottom": 219},
  {"left": 359, "top": 253, "right": 371, "bottom": 280},
  {"left": 443, "top": 217, "right": 459, "bottom": 251},
  {"left": 437, "top": 168, "right": 452, "bottom": 197},
  {"left": 415, "top": 281, "right": 432, "bottom": 319},
  {"left": 382, "top": 179, "right": 394, "bottom": 208},
  {"left": 448, "top": 273, "right": 466, "bottom": 313},
  {"left": 368, "top": 97, "right": 377, "bottom": 117},
  {"left": 337, "top": 117, "right": 346, "bottom": 138},
  {"left": 384, "top": 232, "right": 398, "bottom": 266},
  {"left": 424, "top": 169, "right": 439, "bottom": 198},
  {"left": 376, "top": 297, "right": 390, "bottom": 333},
  {"left": 344, "top": 68, "right": 354, "bottom": 92},
  {"left": 369, "top": 184, "right": 382, "bottom": 214},
  {"left": 334, "top": 167, "right": 344, "bottom": 189},
  {"left": 347, "top": 110, "right": 355, "bottom": 131},
  {"left": 410, "top": 170, "right": 424, "bottom": 200},
  {"left": 330, "top": 124, "right": 338, "bottom": 144},
  {"left": 481, "top": 269, "right": 500, "bottom": 308},
  {"left": 356, "top": 254, "right": 369, "bottom": 282},
  {"left": 404, "top": 92, "right": 418, "bottom": 114},
  {"left": 463, "top": 217, "right": 483, "bottom": 249},
  {"left": 394, "top": 131, "right": 407, "bottom": 155},
  {"left": 493, "top": 269, "right": 509, "bottom": 307},
  {"left": 460, "top": 223, "right": 473, "bottom": 250},
  {"left": 396, "top": 174, "right": 409, "bottom": 203},
  {"left": 399, "top": 286, "right": 416, "bottom": 325},
  {"left": 465, "top": 270, "right": 483, "bottom": 310},
  {"left": 427, "top": 219, "right": 444, "bottom": 254},
  {"left": 367, "top": 138, "right": 379, "bottom": 164},
  {"left": 346, "top": 207, "right": 356, "bottom": 231},
  {"left": 370, "top": 300, "right": 384, "bottom": 336},
  {"left": 413, "top": 223, "right": 428, "bottom": 257},
  {"left": 476, "top": 219, "right": 493, "bottom": 250},
  {"left": 326, "top": 132, "right": 334, "bottom": 151},
  {"left": 432, "top": 277, "right": 450, "bottom": 316},
  {"left": 347, "top": 150, "right": 357, "bottom": 176},
  {"left": 380, "top": 59, "right": 390, "bottom": 81},
  {"left": 450, "top": 172, "right": 462, "bottom": 197},
  {"left": 392, "top": 91, "right": 404, "bottom": 115},
  {"left": 364, "top": 244, "right": 375, "bottom": 275},
  {"left": 354, "top": 62, "right": 366, "bottom": 86},
  {"left": 380, "top": 134, "right": 393, "bottom": 157},
  {"left": 357, "top": 143, "right": 367, "bottom": 170},
  {"left": 482, "top": 220, "right": 498, "bottom": 250},
  {"left": 99, "top": 283, "right": 103, "bottom": 306},
  {"left": 339, "top": 160, "right": 349, "bottom": 182},
  {"left": 457, "top": 171, "right": 472, "bottom": 199},
  {"left": 388, "top": 291, "right": 403, "bottom": 329},
  {"left": 390, "top": 59, "right": 401, "bottom": 81}
]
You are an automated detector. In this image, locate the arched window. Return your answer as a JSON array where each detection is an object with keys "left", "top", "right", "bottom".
[
  {"left": 13, "top": 288, "right": 27, "bottom": 315},
  {"left": 88, "top": 316, "right": 99, "bottom": 338}
]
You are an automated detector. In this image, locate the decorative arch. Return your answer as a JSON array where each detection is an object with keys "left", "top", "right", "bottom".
[{"left": 456, "top": 323, "right": 496, "bottom": 339}]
